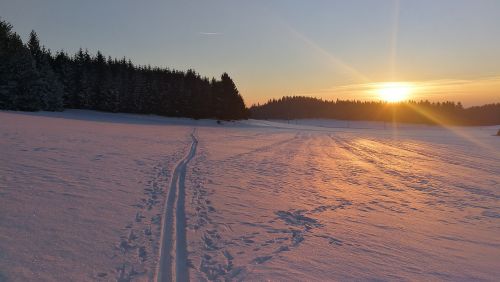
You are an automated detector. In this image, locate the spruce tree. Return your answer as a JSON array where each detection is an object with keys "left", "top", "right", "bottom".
[
  {"left": 27, "top": 30, "right": 42, "bottom": 64},
  {"left": 218, "top": 73, "right": 247, "bottom": 120},
  {"left": 26, "top": 30, "right": 64, "bottom": 111},
  {"left": 1, "top": 19, "right": 250, "bottom": 118},
  {"left": 0, "top": 20, "right": 17, "bottom": 109},
  {"left": 0, "top": 21, "right": 41, "bottom": 111}
]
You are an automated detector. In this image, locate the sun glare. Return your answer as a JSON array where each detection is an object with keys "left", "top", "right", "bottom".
[{"left": 376, "top": 82, "right": 413, "bottom": 102}]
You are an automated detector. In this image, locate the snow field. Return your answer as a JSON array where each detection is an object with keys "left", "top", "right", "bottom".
[
  {"left": 0, "top": 111, "right": 193, "bottom": 281},
  {"left": 1, "top": 110, "right": 499, "bottom": 281}
]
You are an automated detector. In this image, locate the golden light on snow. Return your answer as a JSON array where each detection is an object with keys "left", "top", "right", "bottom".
[{"left": 375, "top": 82, "right": 413, "bottom": 102}]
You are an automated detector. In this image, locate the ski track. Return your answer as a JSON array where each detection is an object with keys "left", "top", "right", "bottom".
[
  {"left": 157, "top": 129, "right": 198, "bottom": 282},
  {"left": 2, "top": 111, "right": 499, "bottom": 281}
]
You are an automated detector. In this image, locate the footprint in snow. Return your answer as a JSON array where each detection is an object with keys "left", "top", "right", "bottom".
[{"left": 252, "top": 255, "right": 273, "bottom": 264}]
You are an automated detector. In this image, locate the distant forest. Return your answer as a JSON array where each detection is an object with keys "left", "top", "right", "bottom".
[
  {"left": 250, "top": 96, "right": 500, "bottom": 126},
  {"left": 0, "top": 20, "right": 248, "bottom": 120}
]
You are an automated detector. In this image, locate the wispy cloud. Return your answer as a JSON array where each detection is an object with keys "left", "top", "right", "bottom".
[{"left": 198, "top": 32, "right": 223, "bottom": 36}]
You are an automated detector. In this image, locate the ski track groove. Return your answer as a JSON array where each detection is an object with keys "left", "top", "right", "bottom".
[{"left": 157, "top": 129, "right": 198, "bottom": 282}]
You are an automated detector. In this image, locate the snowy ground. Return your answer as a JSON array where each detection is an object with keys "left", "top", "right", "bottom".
[
  {"left": 0, "top": 111, "right": 197, "bottom": 281},
  {"left": 1, "top": 110, "right": 499, "bottom": 281}
]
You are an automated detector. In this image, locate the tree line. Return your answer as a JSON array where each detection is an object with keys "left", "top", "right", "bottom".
[
  {"left": 2, "top": 19, "right": 498, "bottom": 125},
  {"left": 0, "top": 19, "right": 248, "bottom": 120},
  {"left": 250, "top": 96, "right": 500, "bottom": 126}
]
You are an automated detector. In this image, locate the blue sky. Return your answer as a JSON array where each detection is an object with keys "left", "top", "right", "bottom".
[{"left": 1, "top": 0, "right": 499, "bottom": 105}]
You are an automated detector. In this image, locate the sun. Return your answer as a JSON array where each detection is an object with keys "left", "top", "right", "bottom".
[{"left": 376, "top": 82, "right": 413, "bottom": 102}]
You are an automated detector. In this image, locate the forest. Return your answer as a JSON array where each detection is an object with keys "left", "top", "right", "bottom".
[
  {"left": 1, "top": 19, "right": 498, "bottom": 125},
  {"left": 0, "top": 20, "right": 248, "bottom": 120},
  {"left": 250, "top": 96, "right": 500, "bottom": 126}
]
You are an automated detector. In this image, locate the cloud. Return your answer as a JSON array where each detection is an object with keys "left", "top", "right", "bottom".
[{"left": 198, "top": 32, "right": 223, "bottom": 36}]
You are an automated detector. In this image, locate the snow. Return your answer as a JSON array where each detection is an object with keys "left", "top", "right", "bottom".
[
  {"left": 0, "top": 110, "right": 195, "bottom": 281},
  {"left": 157, "top": 130, "right": 197, "bottom": 282},
  {"left": 1, "top": 110, "right": 499, "bottom": 281}
]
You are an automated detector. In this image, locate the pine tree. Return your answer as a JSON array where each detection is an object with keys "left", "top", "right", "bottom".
[
  {"left": 13, "top": 53, "right": 42, "bottom": 111},
  {"left": 27, "top": 30, "right": 42, "bottom": 64},
  {"left": 53, "top": 51, "right": 75, "bottom": 107},
  {"left": 26, "top": 30, "right": 64, "bottom": 111},
  {"left": 0, "top": 20, "right": 17, "bottom": 109},
  {"left": 38, "top": 53, "right": 64, "bottom": 111},
  {"left": 217, "top": 73, "right": 247, "bottom": 120},
  {"left": 0, "top": 21, "right": 42, "bottom": 111},
  {"left": 1, "top": 19, "right": 250, "bottom": 118}
]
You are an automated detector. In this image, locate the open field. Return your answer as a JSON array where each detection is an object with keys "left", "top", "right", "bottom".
[{"left": 1, "top": 110, "right": 499, "bottom": 281}]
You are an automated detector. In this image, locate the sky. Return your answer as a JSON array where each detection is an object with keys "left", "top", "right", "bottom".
[{"left": 1, "top": 0, "right": 499, "bottom": 106}]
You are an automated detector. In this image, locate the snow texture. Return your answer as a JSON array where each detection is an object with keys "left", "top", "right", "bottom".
[{"left": 1, "top": 110, "right": 499, "bottom": 281}]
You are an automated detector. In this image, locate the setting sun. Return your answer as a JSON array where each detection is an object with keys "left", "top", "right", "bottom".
[
  {"left": 1, "top": 1, "right": 500, "bottom": 281},
  {"left": 376, "top": 82, "right": 413, "bottom": 102}
]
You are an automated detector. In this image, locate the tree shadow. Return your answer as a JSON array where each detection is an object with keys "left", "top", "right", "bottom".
[{"left": 2, "top": 109, "right": 222, "bottom": 127}]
